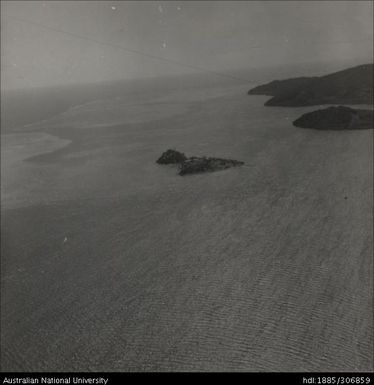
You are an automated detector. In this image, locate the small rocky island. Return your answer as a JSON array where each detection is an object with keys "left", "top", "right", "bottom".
[
  {"left": 156, "top": 149, "right": 187, "bottom": 164},
  {"left": 293, "top": 106, "right": 373, "bottom": 130},
  {"left": 156, "top": 149, "right": 244, "bottom": 176},
  {"left": 179, "top": 156, "right": 244, "bottom": 176}
]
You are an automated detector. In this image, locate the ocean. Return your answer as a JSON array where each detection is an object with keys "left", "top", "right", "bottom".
[{"left": 1, "top": 64, "right": 373, "bottom": 371}]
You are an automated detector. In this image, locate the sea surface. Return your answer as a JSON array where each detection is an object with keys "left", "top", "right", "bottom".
[{"left": 1, "top": 65, "right": 373, "bottom": 371}]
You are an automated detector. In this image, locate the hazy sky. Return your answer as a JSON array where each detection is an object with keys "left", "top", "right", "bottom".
[{"left": 1, "top": 1, "right": 373, "bottom": 89}]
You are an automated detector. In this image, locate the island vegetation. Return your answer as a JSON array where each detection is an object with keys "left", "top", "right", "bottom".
[
  {"left": 293, "top": 106, "right": 373, "bottom": 130},
  {"left": 248, "top": 64, "right": 373, "bottom": 107}
]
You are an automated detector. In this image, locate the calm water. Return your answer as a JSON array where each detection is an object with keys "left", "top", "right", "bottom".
[{"left": 1, "top": 67, "right": 373, "bottom": 371}]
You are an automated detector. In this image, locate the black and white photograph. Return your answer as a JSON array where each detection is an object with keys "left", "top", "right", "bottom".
[{"left": 1, "top": 0, "right": 373, "bottom": 376}]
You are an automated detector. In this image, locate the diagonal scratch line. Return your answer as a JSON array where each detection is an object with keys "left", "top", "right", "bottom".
[{"left": 6, "top": 15, "right": 257, "bottom": 84}]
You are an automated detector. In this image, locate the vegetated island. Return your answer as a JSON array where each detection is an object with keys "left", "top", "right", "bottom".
[
  {"left": 293, "top": 106, "right": 373, "bottom": 130},
  {"left": 156, "top": 149, "right": 244, "bottom": 176},
  {"left": 156, "top": 149, "right": 187, "bottom": 164},
  {"left": 248, "top": 64, "right": 373, "bottom": 107}
]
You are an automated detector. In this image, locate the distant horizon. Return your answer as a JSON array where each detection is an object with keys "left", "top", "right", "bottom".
[{"left": 1, "top": 57, "right": 372, "bottom": 93}]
